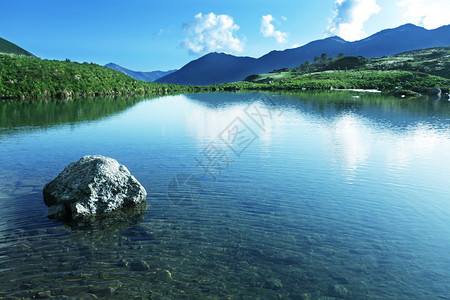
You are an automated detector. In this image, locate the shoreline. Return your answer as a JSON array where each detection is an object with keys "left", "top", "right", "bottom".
[
  {"left": 0, "top": 88, "right": 436, "bottom": 102},
  {"left": 330, "top": 88, "right": 382, "bottom": 93}
]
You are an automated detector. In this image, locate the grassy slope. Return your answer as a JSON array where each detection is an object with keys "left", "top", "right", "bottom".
[
  {"left": 366, "top": 47, "right": 450, "bottom": 79},
  {"left": 0, "top": 54, "right": 206, "bottom": 99},
  {"left": 0, "top": 37, "right": 34, "bottom": 56},
  {"left": 243, "top": 47, "right": 450, "bottom": 95},
  {"left": 1, "top": 47, "right": 450, "bottom": 100}
]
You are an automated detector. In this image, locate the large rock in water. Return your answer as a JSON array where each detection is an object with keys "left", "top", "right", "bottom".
[
  {"left": 428, "top": 86, "right": 442, "bottom": 97},
  {"left": 43, "top": 155, "right": 147, "bottom": 220}
]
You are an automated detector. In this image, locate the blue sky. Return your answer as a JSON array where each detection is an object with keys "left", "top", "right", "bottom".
[{"left": 1, "top": 0, "right": 449, "bottom": 71}]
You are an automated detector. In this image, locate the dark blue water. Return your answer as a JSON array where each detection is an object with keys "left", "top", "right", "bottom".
[{"left": 1, "top": 92, "right": 450, "bottom": 299}]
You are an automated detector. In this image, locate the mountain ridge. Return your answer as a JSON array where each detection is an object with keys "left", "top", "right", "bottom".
[
  {"left": 156, "top": 23, "right": 450, "bottom": 85},
  {"left": 0, "top": 37, "right": 34, "bottom": 57},
  {"left": 104, "top": 63, "right": 176, "bottom": 82}
]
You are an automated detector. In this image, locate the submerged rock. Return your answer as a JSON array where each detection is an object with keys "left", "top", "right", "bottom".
[
  {"left": 156, "top": 270, "right": 173, "bottom": 281},
  {"left": 129, "top": 260, "right": 150, "bottom": 271},
  {"left": 73, "top": 293, "right": 98, "bottom": 299},
  {"left": 263, "top": 278, "right": 283, "bottom": 290},
  {"left": 116, "top": 259, "right": 128, "bottom": 267},
  {"left": 43, "top": 155, "right": 147, "bottom": 220},
  {"left": 35, "top": 291, "right": 52, "bottom": 298},
  {"left": 328, "top": 284, "right": 349, "bottom": 298},
  {"left": 88, "top": 286, "right": 114, "bottom": 297}
]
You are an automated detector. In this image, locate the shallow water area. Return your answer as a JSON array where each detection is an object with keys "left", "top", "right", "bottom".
[{"left": 1, "top": 92, "right": 450, "bottom": 299}]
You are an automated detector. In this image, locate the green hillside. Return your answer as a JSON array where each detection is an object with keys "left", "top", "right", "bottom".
[
  {"left": 245, "top": 70, "right": 449, "bottom": 95},
  {"left": 1, "top": 46, "right": 449, "bottom": 100},
  {"left": 0, "top": 37, "right": 34, "bottom": 56},
  {"left": 0, "top": 53, "right": 204, "bottom": 99},
  {"left": 365, "top": 47, "right": 450, "bottom": 79},
  {"left": 275, "top": 47, "right": 450, "bottom": 79},
  {"left": 243, "top": 47, "right": 450, "bottom": 95}
]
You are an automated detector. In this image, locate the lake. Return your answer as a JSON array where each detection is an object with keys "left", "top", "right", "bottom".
[{"left": 1, "top": 92, "right": 450, "bottom": 299}]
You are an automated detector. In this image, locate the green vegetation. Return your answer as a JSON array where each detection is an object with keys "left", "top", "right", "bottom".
[
  {"left": 0, "top": 53, "right": 209, "bottom": 99},
  {"left": 1, "top": 47, "right": 449, "bottom": 100},
  {"left": 243, "top": 70, "right": 449, "bottom": 95},
  {"left": 0, "top": 53, "right": 260, "bottom": 99},
  {"left": 288, "top": 47, "right": 450, "bottom": 79},
  {"left": 366, "top": 48, "right": 450, "bottom": 79},
  {"left": 244, "top": 47, "right": 450, "bottom": 95},
  {"left": 0, "top": 37, "right": 34, "bottom": 56}
]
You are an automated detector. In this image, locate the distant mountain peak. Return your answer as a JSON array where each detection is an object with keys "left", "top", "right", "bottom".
[
  {"left": 397, "top": 23, "right": 418, "bottom": 28},
  {"left": 206, "top": 52, "right": 226, "bottom": 56},
  {"left": 324, "top": 36, "right": 347, "bottom": 42},
  {"left": 157, "top": 23, "right": 450, "bottom": 85},
  {"left": 374, "top": 23, "right": 426, "bottom": 35},
  {"left": 104, "top": 63, "right": 177, "bottom": 82},
  {"left": 201, "top": 52, "right": 254, "bottom": 60},
  {"left": 202, "top": 52, "right": 229, "bottom": 58}
]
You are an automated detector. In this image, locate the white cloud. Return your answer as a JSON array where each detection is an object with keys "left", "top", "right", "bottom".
[
  {"left": 397, "top": 0, "right": 450, "bottom": 29},
  {"left": 261, "top": 15, "right": 288, "bottom": 44},
  {"left": 327, "top": 0, "right": 381, "bottom": 41},
  {"left": 281, "top": 16, "right": 288, "bottom": 21},
  {"left": 181, "top": 12, "right": 244, "bottom": 55}
]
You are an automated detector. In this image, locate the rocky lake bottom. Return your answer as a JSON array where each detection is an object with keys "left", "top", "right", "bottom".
[{"left": 1, "top": 92, "right": 450, "bottom": 299}]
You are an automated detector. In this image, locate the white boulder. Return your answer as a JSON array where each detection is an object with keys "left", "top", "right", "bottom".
[{"left": 43, "top": 155, "right": 147, "bottom": 220}]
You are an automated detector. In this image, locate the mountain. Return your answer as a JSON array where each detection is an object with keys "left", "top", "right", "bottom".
[
  {"left": 244, "top": 47, "right": 450, "bottom": 95},
  {"left": 157, "top": 23, "right": 450, "bottom": 85},
  {"left": 104, "top": 63, "right": 176, "bottom": 82},
  {"left": 155, "top": 53, "right": 259, "bottom": 85},
  {"left": 0, "top": 37, "right": 34, "bottom": 56}
]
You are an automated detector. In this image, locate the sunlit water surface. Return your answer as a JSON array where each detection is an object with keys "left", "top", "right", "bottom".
[{"left": 0, "top": 92, "right": 450, "bottom": 299}]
